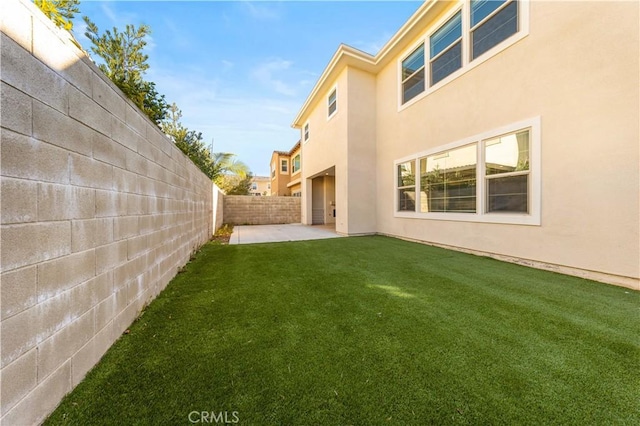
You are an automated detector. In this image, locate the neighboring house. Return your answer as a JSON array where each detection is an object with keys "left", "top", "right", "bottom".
[
  {"left": 250, "top": 176, "right": 271, "bottom": 196},
  {"left": 291, "top": 0, "right": 639, "bottom": 289},
  {"left": 270, "top": 140, "right": 302, "bottom": 196}
]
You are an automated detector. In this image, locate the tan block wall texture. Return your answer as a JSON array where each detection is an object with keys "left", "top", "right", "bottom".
[
  {"left": 224, "top": 196, "right": 301, "bottom": 225},
  {"left": 0, "top": 1, "right": 214, "bottom": 423}
]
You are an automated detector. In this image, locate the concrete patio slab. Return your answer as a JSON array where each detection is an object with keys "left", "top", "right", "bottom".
[{"left": 229, "top": 224, "right": 342, "bottom": 245}]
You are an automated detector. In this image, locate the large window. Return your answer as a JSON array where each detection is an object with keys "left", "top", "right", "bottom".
[
  {"left": 420, "top": 144, "right": 476, "bottom": 213},
  {"left": 471, "top": 0, "right": 519, "bottom": 60},
  {"left": 401, "top": 45, "right": 425, "bottom": 104},
  {"left": 328, "top": 89, "right": 337, "bottom": 117},
  {"left": 430, "top": 11, "right": 462, "bottom": 86},
  {"left": 292, "top": 154, "right": 301, "bottom": 174},
  {"left": 397, "top": 161, "right": 416, "bottom": 211},
  {"left": 394, "top": 118, "right": 539, "bottom": 225},
  {"left": 400, "top": 1, "right": 525, "bottom": 105}
]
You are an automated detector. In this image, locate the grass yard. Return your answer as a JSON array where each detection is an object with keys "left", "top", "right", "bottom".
[{"left": 46, "top": 236, "right": 639, "bottom": 425}]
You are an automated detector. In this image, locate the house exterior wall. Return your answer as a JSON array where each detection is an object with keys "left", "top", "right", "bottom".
[
  {"left": 346, "top": 68, "right": 377, "bottom": 235},
  {"left": 288, "top": 144, "right": 302, "bottom": 196},
  {"left": 375, "top": 0, "right": 639, "bottom": 288},
  {"left": 294, "top": 0, "right": 639, "bottom": 289},
  {"left": 300, "top": 69, "right": 349, "bottom": 232},
  {"left": 269, "top": 152, "right": 290, "bottom": 196},
  {"left": 249, "top": 176, "right": 270, "bottom": 196},
  {"left": 0, "top": 0, "right": 215, "bottom": 423}
]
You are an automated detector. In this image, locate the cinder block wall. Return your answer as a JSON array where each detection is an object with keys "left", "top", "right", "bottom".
[
  {"left": 0, "top": 1, "right": 214, "bottom": 423},
  {"left": 224, "top": 196, "right": 301, "bottom": 225},
  {"left": 213, "top": 186, "right": 225, "bottom": 231}
]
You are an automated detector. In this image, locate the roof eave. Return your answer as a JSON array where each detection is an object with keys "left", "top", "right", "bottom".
[{"left": 291, "top": 0, "right": 441, "bottom": 129}]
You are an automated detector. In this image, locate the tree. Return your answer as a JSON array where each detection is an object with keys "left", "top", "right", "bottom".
[
  {"left": 34, "top": 0, "right": 80, "bottom": 31},
  {"left": 83, "top": 17, "right": 168, "bottom": 124},
  {"left": 211, "top": 153, "right": 250, "bottom": 183},
  {"left": 161, "top": 104, "right": 251, "bottom": 182},
  {"left": 217, "top": 173, "right": 253, "bottom": 195}
]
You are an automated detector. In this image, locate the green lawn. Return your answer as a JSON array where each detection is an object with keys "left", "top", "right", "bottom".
[{"left": 46, "top": 236, "right": 639, "bottom": 425}]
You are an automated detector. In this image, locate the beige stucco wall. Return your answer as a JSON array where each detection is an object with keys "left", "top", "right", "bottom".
[
  {"left": 374, "top": 1, "right": 639, "bottom": 288},
  {"left": 0, "top": 1, "right": 215, "bottom": 423},
  {"left": 223, "top": 196, "right": 301, "bottom": 225},
  {"left": 346, "top": 68, "right": 377, "bottom": 234},
  {"left": 294, "top": 1, "right": 638, "bottom": 288},
  {"left": 300, "top": 70, "right": 349, "bottom": 232}
]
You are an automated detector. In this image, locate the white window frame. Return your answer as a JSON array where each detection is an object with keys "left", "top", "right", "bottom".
[
  {"left": 292, "top": 153, "right": 301, "bottom": 175},
  {"left": 327, "top": 86, "right": 338, "bottom": 120},
  {"left": 280, "top": 158, "right": 289, "bottom": 174},
  {"left": 400, "top": 43, "right": 426, "bottom": 105},
  {"left": 398, "top": 0, "right": 529, "bottom": 111},
  {"left": 394, "top": 117, "right": 541, "bottom": 225},
  {"left": 303, "top": 122, "right": 310, "bottom": 142}
]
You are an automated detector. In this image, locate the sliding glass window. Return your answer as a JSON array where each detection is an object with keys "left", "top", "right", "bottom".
[
  {"left": 397, "top": 161, "right": 417, "bottom": 212},
  {"left": 471, "top": 0, "right": 519, "bottom": 60},
  {"left": 401, "top": 45, "right": 425, "bottom": 104},
  {"left": 430, "top": 11, "right": 463, "bottom": 86},
  {"left": 420, "top": 144, "right": 477, "bottom": 213}
]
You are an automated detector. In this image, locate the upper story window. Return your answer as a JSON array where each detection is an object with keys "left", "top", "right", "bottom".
[
  {"left": 471, "top": 0, "right": 519, "bottom": 60},
  {"left": 292, "top": 154, "right": 301, "bottom": 174},
  {"left": 328, "top": 89, "right": 337, "bottom": 117},
  {"left": 395, "top": 117, "right": 539, "bottom": 225},
  {"left": 271, "top": 163, "right": 276, "bottom": 179},
  {"left": 251, "top": 183, "right": 258, "bottom": 190},
  {"left": 304, "top": 123, "right": 310, "bottom": 141},
  {"left": 430, "top": 11, "right": 462, "bottom": 86},
  {"left": 400, "top": 1, "right": 526, "bottom": 106},
  {"left": 281, "top": 159, "right": 288, "bottom": 173},
  {"left": 401, "top": 45, "right": 425, "bottom": 103}
]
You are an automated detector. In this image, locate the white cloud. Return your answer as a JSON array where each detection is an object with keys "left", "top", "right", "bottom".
[
  {"left": 221, "top": 60, "right": 234, "bottom": 71},
  {"left": 147, "top": 66, "right": 301, "bottom": 176},
  {"left": 144, "top": 34, "right": 156, "bottom": 53},
  {"left": 241, "top": 1, "right": 282, "bottom": 21},
  {"left": 72, "top": 20, "right": 89, "bottom": 46},
  {"left": 251, "top": 59, "right": 297, "bottom": 96},
  {"left": 352, "top": 31, "right": 394, "bottom": 56}
]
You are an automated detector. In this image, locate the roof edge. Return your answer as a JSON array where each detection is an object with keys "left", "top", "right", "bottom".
[{"left": 291, "top": 0, "right": 439, "bottom": 128}]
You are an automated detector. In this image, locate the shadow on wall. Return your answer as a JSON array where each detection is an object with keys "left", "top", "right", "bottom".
[{"left": 1, "top": 0, "right": 215, "bottom": 424}]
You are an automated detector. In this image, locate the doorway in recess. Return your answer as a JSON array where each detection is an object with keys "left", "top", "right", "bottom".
[{"left": 311, "top": 170, "right": 335, "bottom": 225}]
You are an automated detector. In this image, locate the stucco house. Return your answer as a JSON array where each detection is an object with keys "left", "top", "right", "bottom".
[
  {"left": 249, "top": 176, "right": 271, "bottom": 196},
  {"left": 270, "top": 140, "right": 302, "bottom": 197},
  {"left": 291, "top": 0, "right": 639, "bottom": 289}
]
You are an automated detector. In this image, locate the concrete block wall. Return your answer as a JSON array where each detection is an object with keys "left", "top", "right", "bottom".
[
  {"left": 213, "top": 185, "right": 224, "bottom": 231},
  {"left": 0, "top": 1, "right": 214, "bottom": 423},
  {"left": 224, "top": 196, "right": 301, "bottom": 225}
]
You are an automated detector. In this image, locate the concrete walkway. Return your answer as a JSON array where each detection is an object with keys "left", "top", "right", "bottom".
[{"left": 229, "top": 223, "right": 342, "bottom": 245}]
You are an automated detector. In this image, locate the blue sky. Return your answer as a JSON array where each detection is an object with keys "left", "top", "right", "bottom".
[{"left": 72, "top": 1, "right": 422, "bottom": 176}]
